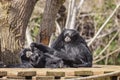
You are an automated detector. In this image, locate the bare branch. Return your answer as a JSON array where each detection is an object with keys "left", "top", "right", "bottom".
[
  {"left": 55, "top": 21, "right": 61, "bottom": 34},
  {"left": 69, "top": 0, "right": 76, "bottom": 29},
  {"left": 25, "top": 27, "right": 33, "bottom": 48},
  {"left": 94, "top": 31, "right": 119, "bottom": 60},
  {"left": 86, "top": 27, "right": 117, "bottom": 43},
  {"left": 94, "top": 47, "right": 120, "bottom": 63},
  {"left": 71, "top": 0, "right": 75, "bottom": 12},
  {"left": 65, "top": 0, "right": 84, "bottom": 29},
  {"left": 88, "top": 4, "right": 120, "bottom": 46},
  {"left": 65, "top": 0, "right": 72, "bottom": 28},
  {"left": 48, "top": 33, "right": 55, "bottom": 47},
  {"left": 69, "top": 0, "right": 84, "bottom": 29},
  {"left": 77, "top": 0, "right": 84, "bottom": 10},
  {"left": 69, "top": 7, "right": 77, "bottom": 29}
]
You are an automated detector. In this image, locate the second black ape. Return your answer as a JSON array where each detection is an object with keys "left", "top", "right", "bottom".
[
  {"left": 29, "top": 45, "right": 64, "bottom": 68},
  {"left": 7, "top": 49, "right": 33, "bottom": 68},
  {"left": 51, "top": 29, "right": 93, "bottom": 67},
  {"left": 19, "top": 44, "right": 64, "bottom": 68}
]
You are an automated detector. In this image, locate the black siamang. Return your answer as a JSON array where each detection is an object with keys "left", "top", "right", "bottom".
[
  {"left": 1, "top": 46, "right": 63, "bottom": 68},
  {"left": 30, "top": 29, "right": 93, "bottom": 67},
  {"left": 9, "top": 43, "right": 63, "bottom": 68},
  {"left": 29, "top": 43, "right": 64, "bottom": 68},
  {"left": 6, "top": 49, "right": 33, "bottom": 68},
  {"left": 50, "top": 29, "right": 93, "bottom": 67}
]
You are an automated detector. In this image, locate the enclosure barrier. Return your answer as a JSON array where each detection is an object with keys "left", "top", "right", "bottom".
[{"left": 0, "top": 65, "right": 120, "bottom": 80}]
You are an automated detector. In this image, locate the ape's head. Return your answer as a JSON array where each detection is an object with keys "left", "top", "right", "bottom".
[
  {"left": 63, "top": 29, "right": 80, "bottom": 43},
  {"left": 20, "top": 48, "right": 33, "bottom": 63}
]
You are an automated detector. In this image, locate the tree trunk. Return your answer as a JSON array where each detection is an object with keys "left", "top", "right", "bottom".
[
  {"left": 38, "top": 0, "right": 65, "bottom": 45},
  {"left": 0, "top": 0, "right": 37, "bottom": 65}
]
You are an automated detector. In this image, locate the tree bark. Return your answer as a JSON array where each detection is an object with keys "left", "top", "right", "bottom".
[
  {"left": 0, "top": 0, "right": 37, "bottom": 65},
  {"left": 38, "top": 0, "right": 65, "bottom": 45}
]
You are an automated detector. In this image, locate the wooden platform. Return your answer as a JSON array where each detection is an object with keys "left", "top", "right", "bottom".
[{"left": 0, "top": 65, "right": 120, "bottom": 80}]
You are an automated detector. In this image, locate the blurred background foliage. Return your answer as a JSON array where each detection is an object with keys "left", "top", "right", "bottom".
[{"left": 28, "top": 0, "right": 120, "bottom": 65}]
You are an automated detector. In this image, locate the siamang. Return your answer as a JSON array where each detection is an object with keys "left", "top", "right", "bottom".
[
  {"left": 4, "top": 49, "right": 33, "bottom": 68},
  {"left": 0, "top": 49, "right": 33, "bottom": 68},
  {"left": 8, "top": 43, "right": 63, "bottom": 68},
  {"left": 50, "top": 29, "right": 93, "bottom": 67},
  {"left": 20, "top": 48, "right": 33, "bottom": 63},
  {"left": 6, "top": 48, "right": 44, "bottom": 68},
  {"left": 29, "top": 43, "right": 64, "bottom": 68},
  {"left": 6, "top": 49, "right": 33, "bottom": 68}
]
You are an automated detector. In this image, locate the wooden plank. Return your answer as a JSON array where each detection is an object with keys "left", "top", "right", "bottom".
[
  {"left": 46, "top": 71, "right": 65, "bottom": 77},
  {"left": 7, "top": 76, "right": 25, "bottom": 79},
  {"left": 0, "top": 65, "right": 119, "bottom": 74},
  {"left": 18, "top": 71, "right": 36, "bottom": 77},
  {"left": 0, "top": 71, "right": 7, "bottom": 76},
  {"left": 75, "top": 71, "right": 93, "bottom": 76},
  {"left": 0, "top": 65, "right": 119, "bottom": 77},
  {"left": 61, "top": 76, "right": 80, "bottom": 80},
  {"left": 91, "top": 77, "right": 111, "bottom": 80},
  {"left": 33, "top": 76, "right": 54, "bottom": 80}
]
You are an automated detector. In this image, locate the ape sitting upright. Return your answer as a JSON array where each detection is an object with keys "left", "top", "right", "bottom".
[{"left": 51, "top": 29, "right": 93, "bottom": 67}]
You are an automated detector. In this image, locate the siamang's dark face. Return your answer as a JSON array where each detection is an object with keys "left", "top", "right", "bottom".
[
  {"left": 20, "top": 49, "right": 33, "bottom": 62},
  {"left": 63, "top": 29, "right": 79, "bottom": 42},
  {"left": 25, "top": 51, "right": 33, "bottom": 58}
]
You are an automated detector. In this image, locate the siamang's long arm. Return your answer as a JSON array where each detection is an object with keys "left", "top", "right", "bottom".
[
  {"left": 30, "top": 42, "right": 53, "bottom": 53},
  {"left": 50, "top": 30, "right": 65, "bottom": 50},
  {"left": 73, "top": 63, "right": 92, "bottom": 67},
  {"left": 72, "top": 58, "right": 92, "bottom": 67},
  {"left": 30, "top": 42, "right": 73, "bottom": 61},
  {"left": 73, "top": 43, "right": 93, "bottom": 67},
  {"left": 44, "top": 53, "right": 61, "bottom": 60},
  {"left": 78, "top": 36, "right": 92, "bottom": 53}
]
